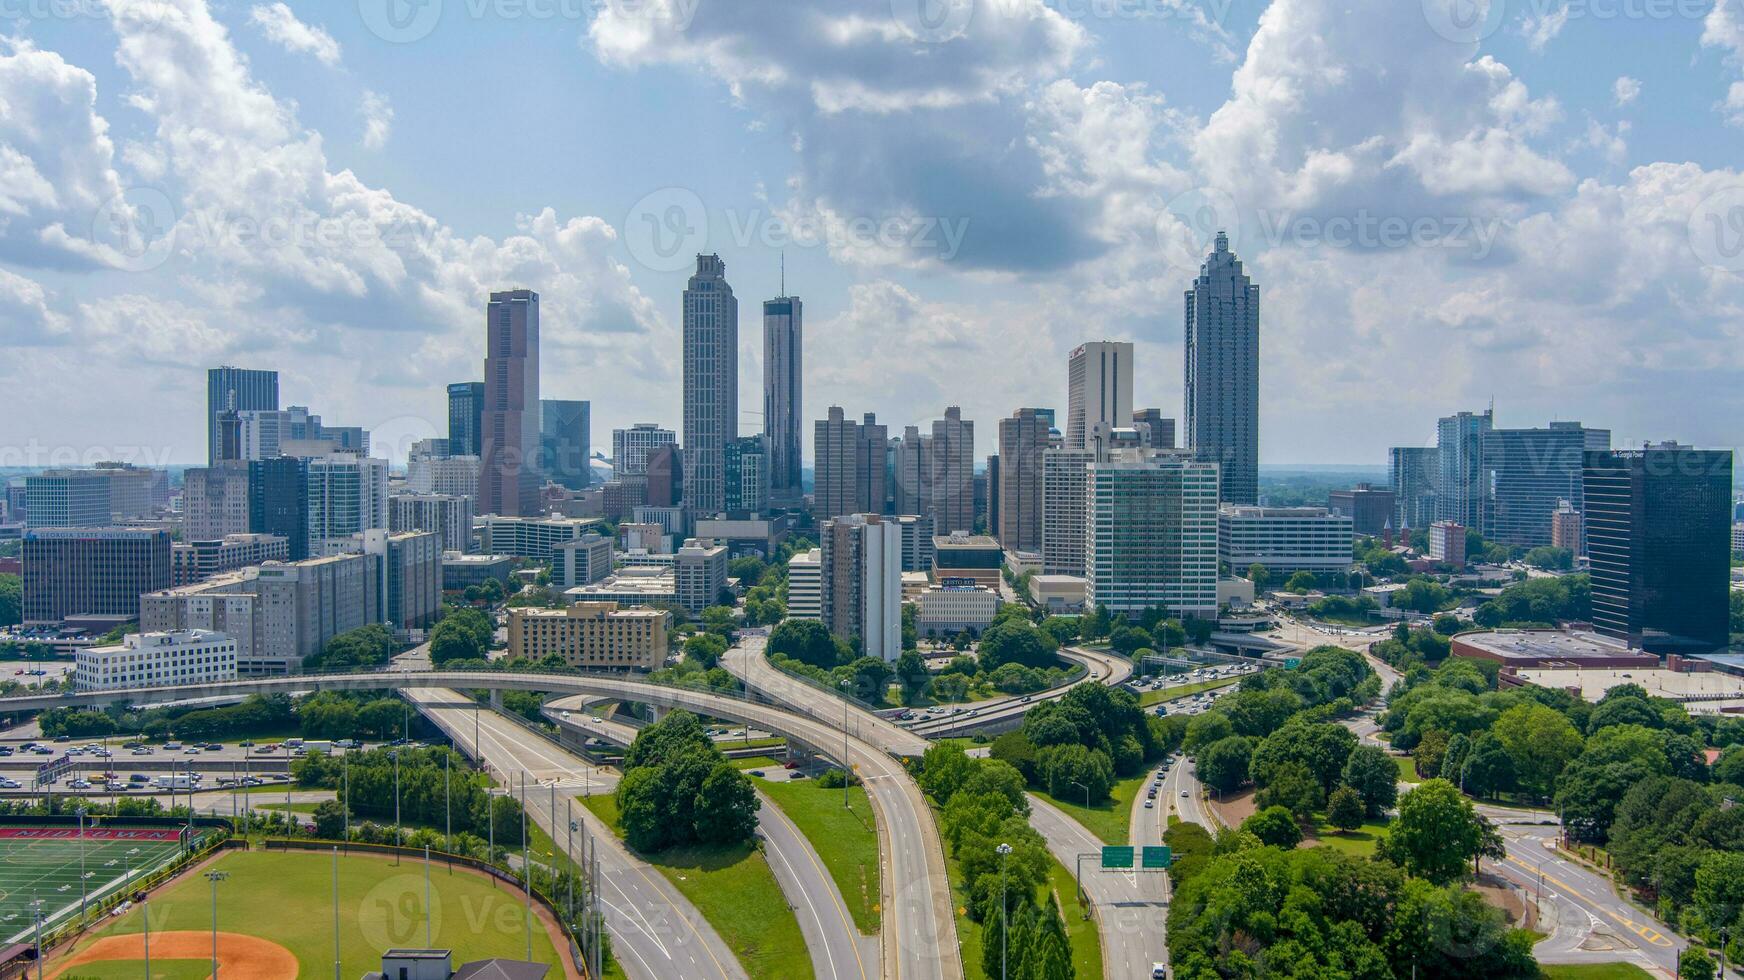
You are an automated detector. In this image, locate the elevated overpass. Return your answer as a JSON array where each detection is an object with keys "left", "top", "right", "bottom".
[{"left": 905, "top": 645, "right": 1135, "bottom": 738}]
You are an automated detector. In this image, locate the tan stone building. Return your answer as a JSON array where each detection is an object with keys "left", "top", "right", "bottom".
[{"left": 506, "top": 602, "right": 669, "bottom": 670}]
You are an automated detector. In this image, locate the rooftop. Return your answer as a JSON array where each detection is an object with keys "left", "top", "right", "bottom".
[{"left": 1455, "top": 629, "right": 1638, "bottom": 662}]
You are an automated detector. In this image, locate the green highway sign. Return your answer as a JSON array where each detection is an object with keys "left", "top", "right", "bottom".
[
  {"left": 1141, "top": 846, "right": 1172, "bottom": 869},
  {"left": 1101, "top": 846, "right": 1134, "bottom": 869},
  {"left": 1283, "top": 658, "right": 1302, "bottom": 670}
]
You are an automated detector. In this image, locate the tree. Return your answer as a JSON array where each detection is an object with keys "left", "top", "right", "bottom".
[
  {"left": 1432, "top": 613, "right": 1463, "bottom": 635},
  {"left": 1242, "top": 805, "right": 1303, "bottom": 848},
  {"left": 1491, "top": 703, "right": 1583, "bottom": 799},
  {"left": 767, "top": 619, "right": 841, "bottom": 669},
  {"left": 1327, "top": 786, "right": 1365, "bottom": 832},
  {"left": 1459, "top": 733, "right": 1515, "bottom": 798},
  {"left": 1285, "top": 570, "right": 1318, "bottom": 593},
  {"left": 306, "top": 624, "right": 398, "bottom": 671},
  {"left": 1254, "top": 761, "right": 1323, "bottom": 819},
  {"left": 1555, "top": 724, "right": 1670, "bottom": 842},
  {"left": 846, "top": 656, "right": 894, "bottom": 704},
  {"left": 1341, "top": 745, "right": 1400, "bottom": 817},
  {"left": 1681, "top": 947, "right": 1717, "bottom": 980},
  {"left": 1197, "top": 736, "right": 1252, "bottom": 794},
  {"left": 0, "top": 574, "right": 19, "bottom": 628},
  {"left": 429, "top": 608, "right": 491, "bottom": 665},
  {"left": 1523, "top": 546, "right": 1575, "bottom": 571},
  {"left": 313, "top": 798, "right": 347, "bottom": 839},
  {"left": 1250, "top": 718, "right": 1357, "bottom": 793},
  {"left": 1247, "top": 563, "right": 1271, "bottom": 591},
  {"left": 694, "top": 762, "right": 760, "bottom": 843},
  {"left": 1037, "top": 743, "right": 1115, "bottom": 803},
  {"left": 920, "top": 744, "right": 979, "bottom": 804},
  {"left": 979, "top": 620, "right": 1058, "bottom": 671},
  {"left": 683, "top": 631, "right": 729, "bottom": 669},
  {"left": 1384, "top": 779, "right": 1487, "bottom": 885},
  {"left": 894, "top": 650, "right": 930, "bottom": 705}
]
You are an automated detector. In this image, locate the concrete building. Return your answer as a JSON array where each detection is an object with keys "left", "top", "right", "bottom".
[
  {"left": 814, "top": 408, "right": 887, "bottom": 521},
  {"left": 1481, "top": 422, "right": 1610, "bottom": 548},
  {"left": 646, "top": 444, "right": 683, "bottom": 509},
  {"left": 675, "top": 538, "right": 729, "bottom": 614},
  {"left": 248, "top": 456, "right": 309, "bottom": 561},
  {"left": 682, "top": 254, "right": 738, "bottom": 516},
  {"left": 479, "top": 288, "right": 542, "bottom": 517},
  {"left": 1131, "top": 409, "right": 1175, "bottom": 451},
  {"left": 1733, "top": 521, "right": 1744, "bottom": 554},
  {"left": 694, "top": 515, "right": 790, "bottom": 561},
  {"left": 929, "top": 407, "right": 976, "bottom": 536},
  {"left": 931, "top": 533, "right": 1004, "bottom": 589},
  {"left": 172, "top": 533, "right": 288, "bottom": 586},
  {"left": 539, "top": 399, "right": 591, "bottom": 491},
  {"left": 506, "top": 602, "right": 668, "bottom": 670},
  {"left": 1327, "top": 484, "right": 1396, "bottom": 538},
  {"left": 1436, "top": 409, "right": 1493, "bottom": 529},
  {"left": 1066, "top": 341, "right": 1133, "bottom": 454},
  {"left": 763, "top": 295, "right": 804, "bottom": 507},
  {"left": 566, "top": 568, "right": 679, "bottom": 608},
  {"left": 554, "top": 533, "right": 614, "bottom": 589},
  {"left": 236, "top": 405, "right": 348, "bottom": 461},
  {"left": 390, "top": 493, "right": 475, "bottom": 554},
  {"left": 1389, "top": 446, "right": 1439, "bottom": 532},
  {"left": 407, "top": 454, "right": 482, "bottom": 501},
  {"left": 1183, "top": 232, "right": 1260, "bottom": 505},
  {"left": 723, "top": 436, "right": 768, "bottom": 514},
  {"left": 75, "top": 629, "right": 237, "bottom": 693},
  {"left": 1084, "top": 454, "right": 1220, "bottom": 617},
  {"left": 820, "top": 514, "right": 902, "bottom": 662},
  {"left": 305, "top": 456, "right": 389, "bottom": 556},
  {"left": 611, "top": 424, "right": 676, "bottom": 478},
  {"left": 786, "top": 548, "right": 822, "bottom": 620},
  {"left": 22, "top": 527, "right": 172, "bottom": 626},
  {"left": 91, "top": 463, "right": 170, "bottom": 520},
  {"left": 355, "top": 529, "right": 441, "bottom": 632},
  {"left": 1551, "top": 500, "right": 1584, "bottom": 555},
  {"left": 441, "top": 553, "right": 513, "bottom": 592},
  {"left": 1042, "top": 449, "right": 1096, "bottom": 576},
  {"left": 475, "top": 515, "right": 604, "bottom": 562},
  {"left": 896, "top": 514, "right": 935, "bottom": 573},
  {"left": 1584, "top": 445, "right": 1733, "bottom": 654},
  {"left": 446, "top": 381, "right": 485, "bottom": 457},
  {"left": 207, "top": 367, "right": 278, "bottom": 465},
  {"left": 1429, "top": 521, "right": 1466, "bottom": 567},
  {"left": 893, "top": 426, "right": 930, "bottom": 518},
  {"left": 1451, "top": 629, "right": 1658, "bottom": 670},
  {"left": 997, "top": 408, "right": 1052, "bottom": 553},
  {"left": 915, "top": 581, "right": 1001, "bottom": 637},
  {"left": 619, "top": 523, "right": 672, "bottom": 555},
  {"left": 182, "top": 465, "right": 252, "bottom": 541},
  {"left": 23, "top": 471, "right": 112, "bottom": 528},
  {"left": 1028, "top": 574, "right": 1087, "bottom": 613},
  {"left": 1218, "top": 506, "right": 1355, "bottom": 579}
]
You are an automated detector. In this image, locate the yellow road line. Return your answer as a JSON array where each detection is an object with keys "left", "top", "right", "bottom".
[{"left": 1503, "top": 856, "right": 1672, "bottom": 948}]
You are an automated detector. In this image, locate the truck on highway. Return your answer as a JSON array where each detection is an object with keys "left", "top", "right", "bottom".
[
  {"left": 151, "top": 773, "right": 197, "bottom": 790},
  {"left": 300, "top": 740, "right": 334, "bottom": 754}
]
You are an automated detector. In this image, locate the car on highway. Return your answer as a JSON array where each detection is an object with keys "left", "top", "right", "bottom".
[
  {"left": 1153, "top": 963, "right": 1169, "bottom": 979},
  {"left": 162, "top": 742, "right": 181, "bottom": 750},
  {"left": 1181, "top": 791, "right": 1189, "bottom": 797},
  {"left": 69, "top": 778, "right": 91, "bottom": 789},
  {"left": 0, "top": 778, "right": 19, "bottom": 790},
  {"left": 1144, "top": 799, "right": 1154, "bottom": 808}
]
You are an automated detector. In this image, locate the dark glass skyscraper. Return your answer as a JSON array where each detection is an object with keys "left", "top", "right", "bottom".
[
  {"left": 1583, "top": 445, "right": 1732, "bottom": 654},
  {"left": 1480, "top": 421, "right": 1609, "bottom": 548},
  {"left": 479, "top": 290, "right": 541, "bottom": 517},
  {"left": 447, "top": 382, "right": 485, "bottom": 457},
  {"left": 763, "top": 296, "right": 802, "bottom": 506},
  {"left": 248, "top": 456, "right": 309, "bottom": 561},
  {"left": 1184, "top": 232, "right": 1260, "bottom": 504},
  {"left": 540, "top": 398, "right": 591, "bottom": 490},
  {"left": 207, "top": 367, "right": 278, "bottom": 465}
]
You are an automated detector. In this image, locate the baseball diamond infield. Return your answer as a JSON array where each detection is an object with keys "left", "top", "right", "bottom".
[{"left": 49, "top": 930, "right": 297, "bottom": 979}]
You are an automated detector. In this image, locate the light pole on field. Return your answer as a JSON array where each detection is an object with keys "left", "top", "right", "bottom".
[
  {"left": 391, "top": 750, "right": 401, "bottom": 863},
  {"left": 76, "top": 806, "right": 88, "bottom": 921},
  {"left": 205, "top": 870, "right": 229, "bottom": 977},
  {"left": 997, "top": 842, "right": 1013, "bottom": 980},
  {"left": 30, "top": 899, "right": 43, "bottom": 980}
]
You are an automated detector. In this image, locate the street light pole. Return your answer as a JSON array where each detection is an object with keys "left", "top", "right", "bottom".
[
  {"left": 205, "top": 870, "right": 229, "bottom": 977},
  {"left": 76, "top": 806, "right": 87, "bottom": 922},
  {"left": 30, "top": 900, "right": 43, "bottom": 980},
  {"left": 392, "top": 750, "right": 401, "bottom": 864},
  {"left": 997, "top": 842, "right": 1013, "bottom": 980}
]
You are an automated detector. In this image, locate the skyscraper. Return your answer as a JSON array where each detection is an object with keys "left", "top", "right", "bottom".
[
  {"left": 1042, "top": 448, "right": 1096, "bottom": 576},
  {"left": 894, "top": 427, "right": 932, "bottom": 517},
  {"left": 305, "top": 456, "right": 389, "bottom": 556},
  {"left": 1480, "top": 421, "right": 1610, "bottom": 547},
  {"left": 447, "top": 382, "right": 485, "bottom": 457},
  {"left": 1066, "top": 342, "right": 1134, "bottom": 453},
  {"left": 813, "top": 408, "right": 887, "bottom": 521},
  {"left": 763, "top": 295, "right": 803, "bottom": 507},
  {"left": 929, "top": 407, "right": 975, "bottom": 536},
  {"left": 479, "top": 289, "right": 541, "bottom": 517},
  {"left": 540, "top": 398, "right": 592, "bottom": 490},
  {"left": 1389, "top": 446, "right": 1438, "bottom": 531},
  {"left": 819, "top": 514, "right": 903, "bottom": 663},
  {"left": 207, "top": 367, "right": 278, "bottom": 465},
  {"left": 1435, "top": 409, "right": 1492, "bottom": 529},
  {"left": 248, "top": 456, "right": 309, "bottom": 560},
  {"left": 1084, "top": 453, "right": 1221, "bottom": 617},
  {"left": 612, "top": 424, "right": 677, "bottom": 478},
  {"left": 1132, "top": 409, "right": 1176, "bottom": 450},
  {"left": 1583, "top": 445, "right": 1733, "bottom": 654},
  {"left": 183, "top": 465, "right": 252, "bottom": 541},
  {"left": 724, "top": 436, "right": 769, "bottom": 514},
  {"left": 997, "top": 408, "right": 1053, "bottom": 552},
  {"left": 1184, "top": 232, "right": 1260, "bottom": 505},
  {"left": 683, "top": 254, "right": 738, "bottom": 517}
]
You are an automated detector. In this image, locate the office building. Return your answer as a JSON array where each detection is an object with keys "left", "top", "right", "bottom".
[
  {"left": 1731, "top": 521, "right": 1744, "bottom": 554},
  {"left": 182, "top": 465, "right": 252, "bottom": 541},
  {"left": 447, "top": 382, "right": 486, "bottom": 457},
  {"left": 248, "top": 456, "right": 309, "bottom": 560},
  {"left": 1436, "top": 410, "right": 1493, "bottom": 529},
  {"left": 1429, "top": 521, "right": 1466, "bottom": 567},
  {"left": 1327, "top": 484, "right": 1397, "bottom": 538},
  {"left": 92, "top": 463, "right": 169, "bottom": 520},
  {"left": 1551, "top": 500, "right": 1584, "bottom": 554},
  {"left": 929, "top": 407, "right": 975, "bottom": 535},
  {"left": 932, "top": 533, "right": 1005, "bottom": 589},
  {"left": 554, "top": 533, "right": 614, "bottom": 589},
  {"left": 612, "top": 424, "right": 677, "bottom": 477},
  {"left": 814, "top": 408, "right": 888, "bottom": 520},
  {"left": 442, "top": 553, "right": 513, "bottom": 592},
  {"left": 786, "top": 548, "right": 822, "bottom": 620},
  {"left": 1218, "top": 506, "right": 1354, "bottom": 579},
  {"left": 1183, "top": 232, "right": 1260, "bottom": 504},
  {"left": 361, "top": 529, "right": 441, "bottom": 632},
  {"left": 1066, "top": 341, "right": 1134, "bottom": 453},
  {"left": 22, "top": 527, "right": 172, "bottom": 626},
  {"left": 820, "top": 514, "right": 903, "bottom": 662},
  {"left": 1481, "top": 422, "right": 1610, "bottom": 547},
  {"left": 475, "top": 515, "right": 604, "bottom": 562},
  {"left": 207, "top": 367, "right": 278, "bottom": 465},
  {"left": 1084, "top": 455, "right": 1220, "bottom": 617},
  {"left": 23, "top": 471, "right": 112, "bottom": 528},
  {"left": 682, "top": 254, "right": 738, "bottom": 516},
  {"left": 390, "top": 493, "right": 475, "bottom": 554},
  {"left": 171, "top": 533, "right": 288, "bottom": 586},
  {"left": 1389, "top": 446, "right": 1439, "bottom": 531},
  {"left": 915, "top": 582, "right": 1001, "bottom": 638},
  {"left": 896, "top": 515, "right": 936, "bottom": 573},
  {"left": 997, "top": 408, "right": 1052, "bottom": 552},
  {"left": 237, "top": 405, "right": 351, "bottom": 461},
  {"left": 1042, "top": 449, "right": 1097, "bottom": 576},
  {"left": 75, "top": 630, "right": 237, "bottom": 693},
  {"left": 723, "top": 436, "right": 769, "bottom": 514},
  {"left": 764, "top": 295, "right": 804, "bottom": 507},
  {"left": 1132, "top": 409, "right": 1175, "bottom": 451},
  {"left": 675, "top": 538, "right": 729, "bottom": 614},
  {"left": 305, "top": 456, "right": 389, "bottom": 556},
  {"left": 540, "top": 399, "right": 591, "bottom": 491},
  {"left": 1584, "top": 445, "right": 1733, "bottom": 654},
  {"left": 479, "top": 289, "right": 542, "bottom": 517},
  {"left": 506, "top": 602, "right": 669, "bottom": 670},
  {"left": 984, "top": 456, "right": 999, "bottom": 540},
  {"left": 894, "top": 427, "right": 931, "bottom": 517},
  {"left": 407, "top": 454, "right": 482, "bottom": 501},
  {"left": 694, "top": 515, "right": 791, "bottom": 562},
  {"left": 646, "top": 445, "right": 684, "bottom": 509}
]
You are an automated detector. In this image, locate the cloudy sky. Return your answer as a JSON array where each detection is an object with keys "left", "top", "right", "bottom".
[{"left": 2, "top": 0, "right": 1741, "bottom": 469}]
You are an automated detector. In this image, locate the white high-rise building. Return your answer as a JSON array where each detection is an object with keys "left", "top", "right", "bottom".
[
  {"left": 182, "top": 465, "right": 252, "bottom": 541},
  {"left": 786, "top": 548, "right": 822, "bottom": 621},
  {"left": 306, "top": 456, "right": 388, "bottom": 556},
  {"left": 1066, "top": 341, "right": 1134, "bottom": 454},
  {"left": 75, "top": 630, "right": 237, "bottom": 693},
  {"left": 1042, "top": 449, "right": 1096, "bottom": 576},
  {"left": 407, "top": 454, "right": 482, "bottom": 500},
  {"left": 820, "top": 514, "right": 902, "bottom": 662},
  {"left": 611, "top": 424, "right": 677, "bottom": 477},
  {"left": 1085, "top": 454, "right": 1220, "bottom": 617},
  {"left": 389, "top": 493, "right": 475, "bottom": 554},
  {"left": 683, "top": 255, "right": 738, "bottom": 515},
  {"left": 1218, "top": 506, "right": 1355, "bottom": 578}
]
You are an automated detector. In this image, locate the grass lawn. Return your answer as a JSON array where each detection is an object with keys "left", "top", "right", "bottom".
[
  {"left": 1394, "top": 755, "right": 1418, "bottom": 782},
  {"left": 1138, "top": 676, "right": 1240, "bottom": 707},
  {"left": 1309, "top": 815, "right": 1391, "bottom": 857},
  {"left": 1034, "top": 773, "right": 1150, "bottom": 846},
  {"left": 581, "top": 794, "right": 812, "bottom": 980},
  {"left": 63, "top": 850, "right": 558, "bottom": 977},
  {"left": 757, "top": 778, "right": 881, "bottom": 934},
  {"left": 730, "top": 755, "right": 787, "bottom": 771},
  {"left": 941, "top": 809, "right": 1098, "bottom": 980},
  {"left": 1540, "top": 965, "right": 1655, "bottom": 980},
  {"left": 256, "top": 800, "right": 321, "bottom": 814}
]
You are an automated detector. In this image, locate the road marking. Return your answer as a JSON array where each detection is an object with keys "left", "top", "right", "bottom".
[{"left": 1502, "top": 856, "right": 1673, "bottom": 948}]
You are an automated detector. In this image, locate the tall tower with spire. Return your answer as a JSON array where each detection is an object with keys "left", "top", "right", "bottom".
[
  {"left": 1184, "top": 231, "right": 1260, "bottom": 505},
  {"left": 763, "top": 261, "right": 803, "bottom": 509},
  {"left": 683, "top": 254, "right": 738, "bottom": 516}
]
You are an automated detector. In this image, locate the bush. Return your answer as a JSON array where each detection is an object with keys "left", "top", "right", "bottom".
[{"left": 1242, "top": 805, "right": 1303, "bottom": 848}]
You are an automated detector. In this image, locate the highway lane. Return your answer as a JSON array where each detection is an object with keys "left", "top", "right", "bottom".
[
  {"left": 905, "top": 646, "right": 1135, "bottom": 739},
  {"left": 1026, "top": 792, "right": 1168, "bottom": 980},
  {"left": 722, "top": 641, "right": 962, "bottom": 980},
  {"left": 403, "top": 688, "right": 746, "bottom": 980}
]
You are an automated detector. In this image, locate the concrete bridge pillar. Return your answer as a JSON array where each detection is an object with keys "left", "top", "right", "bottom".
[
  {"left": 647, "top": 704, "right": 667, "bottom": 724},
  {"left": 490, "top": 689, "right": 504, "bottom": 711}
]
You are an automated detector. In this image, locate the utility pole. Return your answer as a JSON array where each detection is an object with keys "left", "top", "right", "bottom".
[
  {"left": 76, "top": 806, "right": 88, "bottom": 922},
  {"left": 423, "top": 844, "right": 432, "bottom": 948},
  {"left": 444, "top": 753, "right": 452, "bottom": 864},
  {"left": 332, "top": 846, "right": 341, "bottom": 980},
  {"left": 520, "top": 771, "right": 532, "bottom": 961},
  {"left": 205, "top": 870, "right": 229, "bottom": 977},
  {"left": 392, "top": 750, "right": 401, "bottom": 864},
  {"left": 30, "top": 899, "right": 43, "bottom": 980},
  {"left": 997, "top": 842, "right": 1013, "bottom": 980}
]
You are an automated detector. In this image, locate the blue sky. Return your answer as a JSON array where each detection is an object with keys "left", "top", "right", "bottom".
[{"left": 1, "top": 0, "right": 1741, "bottom": 468}]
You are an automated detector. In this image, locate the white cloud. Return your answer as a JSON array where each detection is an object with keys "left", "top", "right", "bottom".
[
  {"left": 1613, "top": 76, "right": 1641, "bottom": 107},
  {"left": 249, "top": 3, "right": 341, "bottom": 67},
  {"left": 1521, "top": 3, "right": 1571, "bottom": 52},
  {"left": 0, "top": 266, "right": 68, "bottom": 344},
  {"left": 360, "top": 91, "right": 393, "bottom": 149}
]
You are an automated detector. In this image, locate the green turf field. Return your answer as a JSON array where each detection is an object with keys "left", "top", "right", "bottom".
[{"left": 0, "top": 827, "right": 189, "bottom": 944}]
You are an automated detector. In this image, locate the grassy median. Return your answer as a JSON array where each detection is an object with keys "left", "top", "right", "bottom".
[
  {"left": 757, "top": 776, "right": 882, "bottom": 934},
  {"left": 1034, "top": 773, "right": 1151, "bottom": 845}
]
